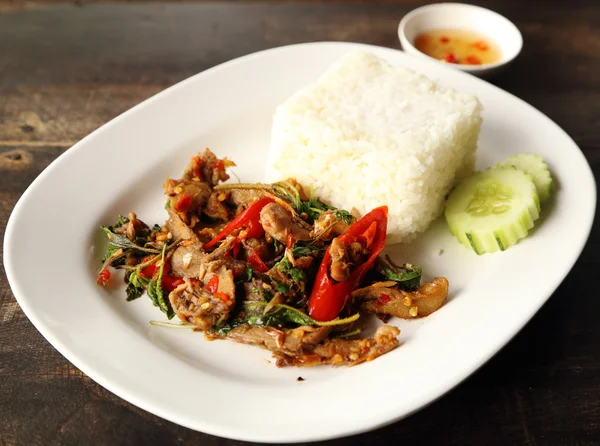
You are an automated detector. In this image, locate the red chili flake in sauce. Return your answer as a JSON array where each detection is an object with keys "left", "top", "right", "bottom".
[
  {"left": 377, "top": 294, "right": 391, "bottom": 306},
  {"left": 440, "top": 36, "right": 450, "bottom": 43},
  {"left": 443, "top": 53, "right": 458, "bottom": 64},
  {"left": 466, "top": 55, "right": 482, "bottom": 65},
  {"left": 473, "top": 40, "right": 489, "bottom": 51},
  {"left": 414, "top": 34, "right": 430, "bottom": 47}
]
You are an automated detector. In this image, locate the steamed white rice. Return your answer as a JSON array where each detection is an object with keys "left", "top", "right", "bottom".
[{"left": 266, "top": 51, "right": 482, "bottom": 243}]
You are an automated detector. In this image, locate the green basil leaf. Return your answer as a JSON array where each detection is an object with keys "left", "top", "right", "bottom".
[{"left": 382, "top": 264, "right": 423, "bottom": 291}]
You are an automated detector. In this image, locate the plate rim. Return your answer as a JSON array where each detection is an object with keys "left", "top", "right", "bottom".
[{"left": 3, "top": 41, "right": 597, "bottom": 443}]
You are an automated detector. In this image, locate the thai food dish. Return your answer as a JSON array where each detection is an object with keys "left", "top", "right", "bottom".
[{"left": 97, "top": 149, "right": 449, "bottom": 367}]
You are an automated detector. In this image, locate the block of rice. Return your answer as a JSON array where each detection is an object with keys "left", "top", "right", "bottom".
[{"left": 266, "top": 51, "right": 483, "bottom": 243}]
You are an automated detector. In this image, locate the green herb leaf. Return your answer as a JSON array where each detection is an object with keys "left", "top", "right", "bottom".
[
  {"left": 290, "top": 245, "right": 320, "bottom": 257},
  {"left": 147, "top": 243, "right": 175, "bottom": 319},
  {"left": 272, "top": 238, "right": 281, "bottom": 252},
  {"left": 244, "top": 267, "right": 254, "bottom": 282},
  {"left": 380, "top": 263, "right": 423, "bottom": 291},
  {"left": 273, "top": 244, "right": 319, "bottom": 291},
  {"left": 243, "top": 302, "right": 359, "bottom": 328},
  {"left": 101, "top": 227, "right": 159, "bottom": 254},
  {"left": 275, "top": 260, "right": 306, "bottom": 291},
  {"left": 273, "top": 280, "right": 290, "bottom": 295},
  {"left": 210, "top": 318, "right": 244, "bottom": 336},
  {"left": 334, "top": 210, "right": 353, "bottom": 225},
  {"left": 164, "top": 199, "right": 171, "bottom": 210},
  {"left": 125, "top": 270, "right": 148, "bottom": 301},
  {"left": 115, "top": 215, "right": 129, "bottom": 228},
  {"left": 260, "top": 288, "right": 274, "bottom": 302}
]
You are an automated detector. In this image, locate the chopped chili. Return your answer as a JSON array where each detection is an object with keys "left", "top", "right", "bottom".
[
  {"left": 287, "top": 234, "right": 295, "bottom": 249},
  {"left": 247, "top": 249, "right": 269, "bottom": 273},
  {"left": 465, "top": 55, "right": 482, "bottom": 65},
  {"left": 205, "top": 197, "right": 274, "bottom": 249},
  {"left": 139, "top": 255, "right": 172, "bottom": 278},
  {"left": 96, "top": 269, "right": 112, "bottom": 286},
  {"left": 474, "top": 40, "right": 489, "bottom": 51},
  {"left": 162, "top": 275, "right": 184, "bottom": 292},
  {"left": 215, "top": 292, "right": 230, "bottom": 302},
  {"left": 206, "top": 275, "right": 219, "bottom": 293},
  {"left": 174, "top": 194, "right": 193, "bottom": 212},
  {"left": 443, "top": 53, "right": 458, "bottom": 64},
  {"left": 377, "top": 294, "right": 391, "bottom": 306}
]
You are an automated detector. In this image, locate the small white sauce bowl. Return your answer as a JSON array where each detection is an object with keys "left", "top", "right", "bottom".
[{"left": 398, "top": 3, "right": 523, "bottom": 78}]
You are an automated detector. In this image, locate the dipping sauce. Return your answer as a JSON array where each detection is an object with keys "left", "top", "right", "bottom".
[{"left": 414, "top": 29, "right": 502, "bottom": 66}]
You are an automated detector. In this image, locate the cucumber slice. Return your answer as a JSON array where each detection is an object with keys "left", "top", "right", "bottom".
[
  {"left": 496, "top": 154, "right": 553, "bottom": 202},
  {"left": 445, "top": 168, "right": 540, "bottom": 255}
]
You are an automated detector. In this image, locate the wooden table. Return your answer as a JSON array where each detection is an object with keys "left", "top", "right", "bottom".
[{"left": 1, "top": 1, "right": 598, "bottom": 444}]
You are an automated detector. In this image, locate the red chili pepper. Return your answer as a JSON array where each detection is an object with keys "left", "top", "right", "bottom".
[
  {"left": 215, "top": 160, "right": 225, "bottom": 171},
  {"left": 139, "top": 256, "right": 172, "bottom": 279},
  {"left": 204, "top": 197, "right": 274, "bottom": 249},
  {"left": 215, "top": 292, "right": 230, "bottom": 302},
  {"left": 206, "top": 274, "right": 219, "bottom": 293},
  {"left": 414, "top": 34, "right": 430, "bottom": 48},
  {"left": 308, "top": 206, "right": 388, "bottom": 321},
  {"left": 162, "top": 275, "right": 184, "bottom": 292},
  {"left": 174, "top": 194, "right": 193, "bottom": 212},
  {"left": 247, "top": 249, "right": 269, "bottom": 273},
  {"left": 96, "top": 269, "right": 112, "bottom": 286},
  {"left": 443, "top": 53, "right": 458, "bottom": 64},
  {"left": 287, "top": 233, "right": 295, "bottom": 249},
  {"left": 232, "top": 239, "right": 241, "bottom": 258},
  {"left": 377, "top": 294, "right": 391, "bottom": 306},
  {"left": 440, "top": 36, "right": 449, "bottom": 43},
  {"left": 360, "top": 221, "right": 377, "bottom": 249},
  {"left": 465, "top": 55, "right": 482, "bottom": 65},
  {"left": 473, "top": 40, "right": 489, "bottom": 51}
]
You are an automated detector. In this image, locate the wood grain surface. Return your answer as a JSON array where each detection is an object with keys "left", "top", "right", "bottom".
[{"left": 1, "top": 1, "right": 599, "bottom": 445}]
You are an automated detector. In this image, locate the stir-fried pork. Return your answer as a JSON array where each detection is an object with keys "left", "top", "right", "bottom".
[
  {"left": 204, "top": 192, "right": 230, "bottom": 221},
  {"left": 276, "top": 326, "right": 400, "bottom": 367},
  {"left": 169, "top": 278, "right": 234, "bottom": 330},
  {"left": 171, "top": 243, "right": 205, "bottom": 278},
  {"left": 329, "top": 238, "right": 368, "bottom": 282},
  {"left": 99, "top": 149, "right": 447, "bottom": 368},
  {"left": 166, "top": 208, "right": 199, "bottom": 243},
  {"left": 224, "top": 325, "right": 331, "bottom": 355},
  {"left": 311, "top": 210, "right": 354, "bottom": 240},
  {"left": 330, "top": 237, "right": 351, "bottom": 282},
  {"left": 354, "top": 277, "right": 449, "bottom": 318},
  {"left": 112, "top": 212, "right": 149, "bottom": 241},
  {"left": 182, "top": 148, "right": 231, "bottom": 187},
  {"left": 228, "top": 189, "right": 265, "bottom": 209},
  {"left": 163, "top": 179, "right": 212, "bottom": 218},
  {"left": 259, "top": 202, "right": 312, "bottom": 243}
]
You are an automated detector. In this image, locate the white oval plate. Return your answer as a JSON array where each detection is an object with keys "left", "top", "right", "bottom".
[{"left": 4, "top": 42, "right": 595, "bottom": 443}]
